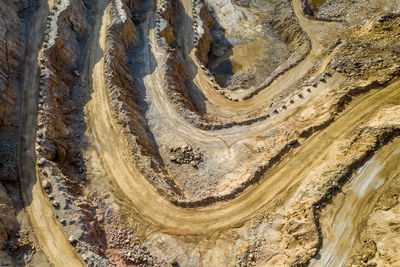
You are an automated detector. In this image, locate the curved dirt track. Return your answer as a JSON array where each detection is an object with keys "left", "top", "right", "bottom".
[
  {"left": 18, "top": 0, "right": 84, "bottom": 266},
  {"left": 86, "top": 0, "right": 400, "bottom": 234},
  {"left": 90, "top": 63, "right": 400, "bottom": 235},
  {"left": 14, "top": 0, "right": 400, "bottom": 265},
  {"left": 155, "top": 0, "right": 340, "bottom": 119},
  {"left": 188, "top": 0, "right": 339, "bottom": 116}
]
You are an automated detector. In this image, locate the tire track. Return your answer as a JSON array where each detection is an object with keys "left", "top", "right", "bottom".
[
  {"left": 86, "top": 0, "right": 400, "bottom": 234},
  {"left": 18, "top": 0, "right": 84, "bottom": 266}
]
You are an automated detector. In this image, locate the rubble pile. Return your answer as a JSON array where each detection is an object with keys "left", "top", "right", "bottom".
[{"left": 169, "top": 145, "right": 203, "bottom": 167}]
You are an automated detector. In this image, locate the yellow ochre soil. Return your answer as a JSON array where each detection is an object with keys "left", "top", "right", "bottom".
[{"left": 0, "top": 0, "right": 400, "bottom": 266}]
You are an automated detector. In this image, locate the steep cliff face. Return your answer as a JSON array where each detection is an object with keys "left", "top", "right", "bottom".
[
  {"left": 105, "top": 0, "right": 183, "bottom": 200},
  {"left": 203, "top": 0, "right": 311, "bottom": 94},
  {"left": 0, "top": 1, "right": 23, "bottom": 182},
  {"left": 36, "top": 0, "right": 90, "bottom": 185},
  {"left": 0, "top": 0, "right": 24, "bottom": 262},
  {"left": 0, "top": 1, "right": 23, "bottom": 129},
  {"left": 193, "top": 0, "right": 214, "bottom": 65},
  {"left": 155, "top": 0, "right": 205, "bottom": 126},
  {"left": 35, "top": 1, "right": 112, "bottom": 265}
]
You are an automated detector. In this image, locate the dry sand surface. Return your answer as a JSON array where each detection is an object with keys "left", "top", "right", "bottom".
[{"left": 0, "top": 0, "right": 400, "bottom": 265}]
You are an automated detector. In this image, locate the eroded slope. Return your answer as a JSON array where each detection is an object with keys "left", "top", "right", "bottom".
[{"left": 1, "top": 0, "right": 400, "bottom": 266}]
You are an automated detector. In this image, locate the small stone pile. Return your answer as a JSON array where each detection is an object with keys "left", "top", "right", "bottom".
[
  {"left": 107, "top": 229, "right": 133, "bottom": 249},
  {"left": 169, "top": 145, "right": 203, "bottom": 167},
  {"left": 122, "top": 247, "right": 155, "bottom": 265}
]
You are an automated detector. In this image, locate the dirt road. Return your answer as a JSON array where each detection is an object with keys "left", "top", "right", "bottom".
[
  {"left": 18, "top": 0, "right": 84, "bottom": 266},
  {"left": 85, "top": 0, "right": 400, "bottom": 234},
  {"left": 310, "top": 138, "right": 400, "bottom": 267},
  {"left": 18, "top": 0, "right": 400, "bottom": 264},
  {"left": 185, "top": 0, "right": 340, "bottom": 118}
]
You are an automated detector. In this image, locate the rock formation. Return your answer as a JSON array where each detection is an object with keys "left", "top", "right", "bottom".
[{"left": 1, "top": 0, "right": 400, "bottom": 265}]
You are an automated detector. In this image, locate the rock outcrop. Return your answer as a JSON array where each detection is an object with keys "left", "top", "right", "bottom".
[
  {"left": 330, "top": 13, "right": 400, "bottom": 83},
  {"left": 2, "top": 0, "right": 400, "bottom": 266},
  {"left": 0, "top": 0, "right": 25, "bottom": 262},
  {"left": 154, "top": 0, "right": 206, "bottom": 127},
  {"left": 104, "top": 0, "right": 186, "bottom": 202},
  {"left": 35, "top": 1, "right": 111, "bottom": 265}
]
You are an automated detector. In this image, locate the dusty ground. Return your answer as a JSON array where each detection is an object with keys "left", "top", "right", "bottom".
[{"left": 1, "top": 0, "right": 400, "bottom": 266}]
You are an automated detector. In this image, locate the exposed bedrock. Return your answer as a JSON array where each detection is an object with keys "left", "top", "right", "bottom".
[
  {"left": 0, "top": 1, "right": 22, "bottom": 130},
  {"left": 192, "top": 0, "right": 214, "bottom": 65},
  {"left": 104, "top": 0, "right": 184, "bottom": 200},
  {"left": 105, "top": 0, "right": 400, "bottom": 206},
  {"left": 35, "top": 1, "right": 111, "bottom": 265},
  {"left": 199, "top": 0, "right": 311, "bottom": 94},
  {"left": 349, "top": 165, "right": 400, "bottom": 266},
  {"left": 0, "top": 0, "right": 30, "bottom": 264},
  {"left": 151, "top": 0, "right": 315, "bottom": 126},
  {"left": 2, "top": 0, "right": 400, "bottom": 265},
  {"left": 306, "top": 0, "right": 400, "bottom": 22},
  {"left": 155, "top": 0, "right": 206, "bottom": 126},
  {"left": 157, "top": 0, "right": 175, "bottom": 46},
  {"left": 330, "top": 13, "right": 400, "bottom": 83},
  {"left": 137, "top": 101, "right": 400, "bottom": 267},
  {"left": 29, "top": 0, "right": 400, "bottom": 211},
  {"left": 36, "top": 0, "right": 90, "bottom": 190},
  {"left": 237, "top": 107, "right": 400, "bottom": 266}
]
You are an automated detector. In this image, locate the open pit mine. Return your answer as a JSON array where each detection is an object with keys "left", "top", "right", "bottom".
[{"left": 1, "top": 0, "right": 400, "bottom": 266}]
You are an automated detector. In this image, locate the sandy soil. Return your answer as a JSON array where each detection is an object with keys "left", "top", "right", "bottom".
[
  {"left": 188, "top": 0, "right": 340, "bottom": 116},
  {"left": 310, "top": 137, "right": 400, "bottom": 266},
  {"left": 18, "top": 0, "right": 90, "bottom": 266},
  {"left": 84, "top": 0, "right": 400, "bottom": 233},
  {"left": 9, "top": 0, "right": 400, "bottom": 265}
]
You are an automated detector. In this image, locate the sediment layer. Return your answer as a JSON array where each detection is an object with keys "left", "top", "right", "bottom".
[{"left": 1, "top": 0, "right": 400, "bottom": 265}]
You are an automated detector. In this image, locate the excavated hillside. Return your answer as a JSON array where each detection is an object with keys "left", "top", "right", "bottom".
[{"left": 1, "top": 0, "right": 400, "bottom": 266}]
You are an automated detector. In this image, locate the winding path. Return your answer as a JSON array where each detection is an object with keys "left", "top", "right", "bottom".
[
  {"left": 18, "top": 0, "right": 400, "bottom": 265},
  {"left": 18, "top": 0, "right": 84, "bottom": 266},
  {"left": 184, "top": 0, "right": 339, "bottom": 118},
  {"left": 86, "top": 0, "right": 400, "bottom": 235}
]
